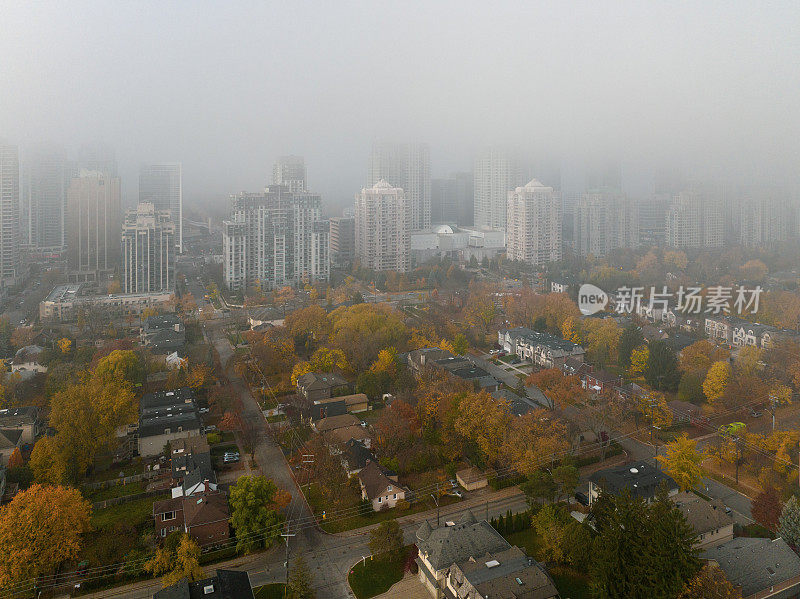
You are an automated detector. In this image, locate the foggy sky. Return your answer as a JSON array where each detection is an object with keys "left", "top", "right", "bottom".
[{"left": 2, "top": 1, "right": 799, "bottom": 212}]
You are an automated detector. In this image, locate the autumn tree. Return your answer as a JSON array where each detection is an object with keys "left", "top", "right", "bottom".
[
  {"left": 454, "top": 391, "right": 510, "bottom": 464},
  {"left": 629, "top": 345, "right": 649, "bottom": 376},
  {"left": 582, "top": 318, "right": 621, "bottom": 367},
  {"left": 368, "top": 519, "right": 404, "bottom": 558},
  {"left": 229, "top": 475, "right": 287, "bottom": 553},
  {"left": 751, "top": 486, "right": 782, "bottom": 530},
  {"left": 664, "top": 250, "right": 688, "bottom": 272},
  {"left": 329, "top": 303, "right": 409, "bottom": 371},
  {"left": 93, "top": 349, "right": 143, "bottom": 388},
  {"left": 552, "top": 464, "right": 579, "bottom": 502},
  {"left": 146, "top": 533, "right": 204, "bottom": 587},
  {"left": 678, "top": 564, "right": 741, "bottom": 599},
  {"left": 678, "top": 371, "right": 706, "bottom": 404},
  {"left": 10, "top": 326, "right": 35, "bottom": 349},
  {"left": 284, "top": 305, "right": 331, "bottom": 356},
  {"left": 703, "top": 361, "right": 732, "bottom": 405},
  {"left": 533, "top": 505, "right": 570, "bottom": 562},
  {"left": 501, "top": 410, "right": 568, "bottom": 476},
  {"left": 735, "top": 346, "right": 763, "bottom": 377},
  {"left": 287, "top": 553, "right": 316, "bottom": 599},
  {"left": 766, "top": 384, "right": 792, "bottom": 430},
  {"left": 526, "top": 369, "right": 585, "bottom": 408},
  {"left": 0, "top": 484, "right": 92, "bottom": 587},
  {"left": 680, "top": 340, "right": 729, "bottom": 373},
  {"left": 291, "top": 346, "right": 350, "bottom": 386},
  {"left": 31, "top": 376, "right": 136, "bottom": 483},
  {"left": 6, "top": 446, "right": 23, "bottom": 469},
  {"left": 638, "top": 392, "right": 673, "bottom": 431},
  {"left": 657, "top": 434, "right": 704, "bottom": 491},
  {"left": 561, "top": 316, "right": 582, "bottom": 344}
]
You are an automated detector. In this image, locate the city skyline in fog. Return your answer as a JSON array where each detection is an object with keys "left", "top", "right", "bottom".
[{"left": 2, "top": 1, "right": 799, "bottom": 212}]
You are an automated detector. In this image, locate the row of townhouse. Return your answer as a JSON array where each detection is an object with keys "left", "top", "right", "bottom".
[
  {"left": 497, "top": 327, "right": 585, "bottom": 368},
  {"left": 704, "top": 315, "right": 797, "bottom": 349}
]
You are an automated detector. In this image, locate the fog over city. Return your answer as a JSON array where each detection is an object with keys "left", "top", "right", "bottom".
[{"left": 2, "top": 1, "right": 799, "bottom": 210}]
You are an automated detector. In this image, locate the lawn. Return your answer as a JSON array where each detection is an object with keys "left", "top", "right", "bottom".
[
  {"left": 347, "top": 546, "right": 412, "bottom": 599},
  {"left": 253, "top": 584, "right": 287, "bottom": 598},
  {"left": 91, "top": 494, "right": 167, "bottom": 530},
  {"left": 85, "top": 481, "right": 146, "bottom": 502},
  {"left": 319, "top": 493, "right": 462, "bottom": 533}
]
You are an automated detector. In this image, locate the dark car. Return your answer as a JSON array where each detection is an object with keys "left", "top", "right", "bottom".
[{"left": 575, "top": 492, "right": 590, "bottom": 506}]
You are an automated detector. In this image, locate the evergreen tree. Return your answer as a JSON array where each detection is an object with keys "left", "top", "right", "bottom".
[
  {"left": 618, "top": 323, "right": 644, "bottom": 367},
  {"left": 644, "top": 341, "right": 681, "bottom": 392},
  {"left": 590, "top": 488, "right": 699, "bottom": 599},
  {"left": 778, "top": 496, "right": 800, "bottom": 548}
]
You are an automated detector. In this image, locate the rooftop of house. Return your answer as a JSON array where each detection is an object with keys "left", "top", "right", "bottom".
[
  {"left": 12, "top": 345, "right": 45, "bottom": 365},
  {"left": 358, "top": 460, "right": 399, "bottom": 500},
  {"left": 702, "top": 537, "right": 800, "bottom": 597},
  {"left": 313, "top": 413, "right": 361, "bottom": 433},
  {"left": 671, "top": 492, "right": 733, "bottom": 537},
  {"left": 153, "top": 569, "right": 253, "bottom": 599},
  {"left": 139, "top": 412, "right": 202, "bottom": 438},
  {"left": 0, "top": 406, "right": 39, "bottom": 425},
  {"left": 587, "top": 369, "right": 621, "bottom": 383},
  {"left": 183, "top": 490, "right": 229, "bottom": 529},
  {"left": 296, "top": 372, "right": 348, "bottom": 391},
  {"left": 171, "top": 436, "right": 210, "bottom": 456},
  {"left": 589, "top": 462, "right": 677, "bottom": 499},
  {"left": 0, "top": 429, "right": 22, "bottom": 450},
  {"left": 416, "top": 510, "right": 511, "bottom": 572},
  {"left": 324, "top": 425, "right": 371, "bottom": 446},
  {"left": 455, "top": 545, "right": 559, "bottom": 599},
  {"left": 343, "top": 439, "right": 373, "bottom": 471},
  {"left": 143, "top": 314, "right": 183, "bottom": 332},
  {"left": 141, "top": 388, "right": 195, "bottom": 411},
  {"left": 492, "top": 389, "right": 532, "bottom": 416}
]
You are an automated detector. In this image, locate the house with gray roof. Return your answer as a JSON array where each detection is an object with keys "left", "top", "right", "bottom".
[
  {"left": 0, "top": 429, "right": 23, "bottom": 467},
  {"left": 296, "top": 372, "right": 350, "bottom": 403},
  {"left": 702, "top": 537, "right": 800, "bottom": 599},
  {"left": 154, "top": 569, "right": 253, "bottom": 599},
  {"left": 671, "top": 492, "right": 734, "bottom": 549},
  {"left": 358, "top": 460, "right": 406, "bottom": 511},
  {"left": 588, "top": 462, "right": 678, "bottom": 505},
  {"left": 0, "top": 406, "right": 42, "bottom": 444},
  {"left": 499, "top": 328, "right": 585, "bottom": 368},
  {"left": 416, "top": 511, "right": 558, "bottom": 599}
]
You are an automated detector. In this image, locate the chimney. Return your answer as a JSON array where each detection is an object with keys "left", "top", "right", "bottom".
[{"left": 204, "top": 479, "right": 209, "bottom": 493}]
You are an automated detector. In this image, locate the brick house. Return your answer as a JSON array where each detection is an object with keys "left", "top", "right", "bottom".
[{"left": 153, "top": 486, "right": 230, "bottom": 545}]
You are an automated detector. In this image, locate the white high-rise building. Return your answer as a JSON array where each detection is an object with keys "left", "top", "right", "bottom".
[
  {"left": 355, "top": 180, "right": 409, "bottom": 272},
  {"left": 506, "top": 179, "right": 561, "bottom": 265},
  {"left": 139, "top": 163, "right": 183, "bottom": 252},
  {"left": 222, "top": 186, "right": 329, "bottom": 292},
  {"left": 574, "top": 191, "right": 639, "bottom": 257},
  {"left": 0, "top": 145, "right": 20, "bottom": 287},
  {"left": 665, "top": 191, "right": 723, "bottom": 248},
  {"left": 121, "top": 203, "right": 175, "bottom": 293},
  {"left": 272, "top": 156, "right": 307, "bottom": 192},
  {"left": 738, "top": 195, "right": 792, "bottom": 248},
  {"left": 474, "top": 149, "right": 519, "bottom": 231},
  {"left": 368, "top": 142, "right": 430, "bottom": 231},
  {"left": 22, "top": 146, "right": 70, "bottom": 251}
]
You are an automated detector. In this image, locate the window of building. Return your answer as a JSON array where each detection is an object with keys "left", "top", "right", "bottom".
[{"left": 162, "top": 510, "right": 176, "bottom": 521}]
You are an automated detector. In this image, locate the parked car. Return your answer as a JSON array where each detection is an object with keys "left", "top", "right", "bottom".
[
  {"left": 204, "top": 425, "right": 218, "bottom": 433},
  {"left": 449, "top": 490, "right": 463, "bottom": 499},
  {"left": 223, "top": 452, "right": 240, "bottom": 464},
  {"left": 449, "top": 479, "right": 458, "bottom": 489},
  {"left": 199, "top": 407, "right": 210, "bottom": 414},
  {"left": 750, "top": 410, "right": 763, "bottom": 418}
]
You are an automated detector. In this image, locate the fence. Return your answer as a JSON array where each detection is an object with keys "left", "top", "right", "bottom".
[
  {"left": 92, "top": 488, "right": 166, "bottom": 511},
  {"left": 82, "top": 469, "right": 162, "bottom": 490}
]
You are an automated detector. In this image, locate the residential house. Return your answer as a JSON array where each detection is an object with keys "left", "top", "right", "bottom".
[
  {"left": 432, "top": 354, "right": 499, "bottom": 392},
  {"left": 616, "top": 382, "right": 646, "bottom": 402},
  {"left": 705, "top": 315, "right": 732, "bottom": 345},
  {"left": 308, "top": 393, "right": 369, "bottom": 422},
  {"left": 341, "top": 439, "right": 373, "bottom": 477},
  {"left": 406, "top": 347, "right": 455, "bottom": 374},
  {"left": 0, "top": 466, "right": 6, "bottom": 501},
  {"left": 296, "top": 372, "right": 349, "bottom": 403},
  {"left": 500, "top": 328, "right": 585, "bottom": 368},
  {"left": 641, "top": 325, "right": 669, "bottom": 343},
  {"left": 0, "top": 429, "right": 22, "bottom": 467},
  {"left": 416, "top": 510, "right": 559, "bottom": 599},
  {"left": 11, "top": 345, "right": 47, "bottom": 378},
  {"left": 138, "top": 407, "right": 202, "bottom": 457},
  {"left": 456, "top": 467, "right": 488, "bottom": 491},
  {"left": 312, "top": 413, "right": 361, "bottom": 434},
  {"left": 667, "top": 400, "right": 701, "bottom": 425},
  {"left": 0, "top": 407, "right": 41, "bottom": 444},
  {"left": 671, "top": 492, "right": 734, "bottom": 549},
  {"left": 446, "top": 545, "right": 560, "bottom": 599},
  {"left": 702, "top": 537, "right": 800, "bottom": 599},
  {"left": 358, "top": 460, "right": 406, "bottom": 511},
  {"left": 141, "top": 314, "right": 186, "bottom": 354},
  {"left": 153, "top": 486, "right": 230, "bottom": 544},
  {"left": 141, "top": 387, "right": 195, "bottom": 411},
  {"left": 584, "top": 370, "right": 622, "bottom": 394},
  {"left": 560, "top": 356, "right": 593, "bottom": 379},
  {"left": 492, "top": 389, "right": 532, "bottom": 416},
  {"left": 154, "top": 569, "right": 254, "bottom": 599},
  {"left": 588, "top": 462, "right": 678, "bottom": 505},
  {"left": 313, "top": 413, "right": 372, "bottom": 448}
]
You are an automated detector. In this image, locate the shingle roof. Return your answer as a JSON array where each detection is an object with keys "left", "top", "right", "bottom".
[
  {"left": 183, "top": 491, "right": 229, "bottom": 529},
  {"left": 0, "top": 406, "right": 38, "bottom": 426},
  {"left": 456, "top": 546, "right": 559, "bottom": 599},
  {"left": 589, "top": 462, "right": 677, "bottom": 499},
  {"left": 358, "top": 460, "right": 398, "bottom": 500},
  {"left": 671, "top": 492, "right": 733, "bottom": 537},
  {"left": 416, "top": 512, "right": 511, "bottom": 571},
  {"left": 296, "top": 372, "right": 348, "bottom": 391},
  {"left": 702, "top": 537, "right": 800, "bottom": 597},
  {"left": 154, "top": 569, "right": 253, "bottom": 599},
  {"left": 0, "top": 429, "right": 22, "bottom": 450},
  {"left": 313, "top": 413, "right": 361, "bottom": 433},
  {"left": 138, "top": 412, "right": 201, "bottom": 438}
]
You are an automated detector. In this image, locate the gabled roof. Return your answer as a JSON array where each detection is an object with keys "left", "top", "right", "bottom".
[
  {"left": 358, "top": 460, "right": 398, "bottom": 500},
  {"left": 12, "top": 345, "right": 44, "bottom": 365},
  {"left": 313, "top": 413, "right": 361, "bottom": 433},
  {"left": 455, "top": 545, "right": 559, "bottom": 599},
  {"left": 0, "top": 406, "right": 38, "bottom": 426},
  {"left": 702, "top": 537, "right": 800, "bottom": 597},
  {"left": 296, "top": 372, "right": 348, "bottom": 391},
  {"left": 182, "top": 491, "right": 229, "bottom": 529},
  {"left": 343, "top": 439, "right": 373, "bottom": 472},
  {"left": 671, "top": 492, "right": 733, "bottom": 537},
  {"left": 0, "top": 429, "right": 22, "bottom": 450},
  {"left": 416, "top": 512, "right": 511, "bottom": 571}
]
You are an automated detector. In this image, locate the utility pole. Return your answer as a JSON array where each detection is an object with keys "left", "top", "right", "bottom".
[
  {"left": 769, "top": 391, "right": 777, "bottom": 432},
  {"left": 281, "top": 523, "right": 296, "bottom": 598}
]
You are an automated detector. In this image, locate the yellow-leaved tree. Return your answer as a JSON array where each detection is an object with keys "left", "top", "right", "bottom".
[
  {"left": 703, "top": 361, "right": 732, "bottom": 405},
  {"left": 146, "top": 533, "right": 204, "bottom": 587},
  {"left": 0, "top": 484, "right": 92, "bottom": 587},
  {"left": 629, "top": 345, "right": 649, "bottom": 376},
  {"left": 657, "top": 434, "right": 705, "bottom": 491}
]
